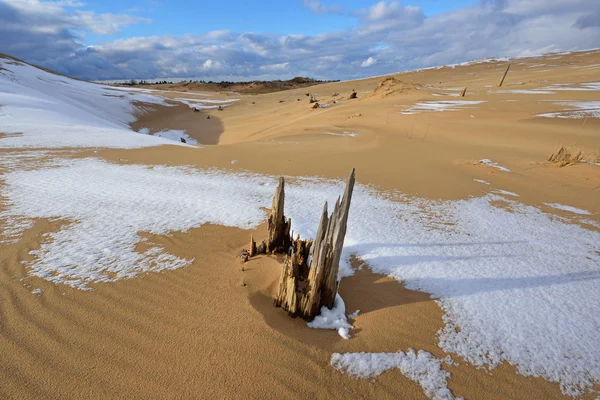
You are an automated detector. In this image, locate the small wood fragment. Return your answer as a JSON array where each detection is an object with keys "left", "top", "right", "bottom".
[
  {"left": 460, "top": 87, "right": 467, "bottom": 97},
  {"left": 250, "top": 235, "right": 257, "bottom": 257}
]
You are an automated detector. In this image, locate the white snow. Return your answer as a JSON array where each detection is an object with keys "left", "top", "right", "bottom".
[
  {"left": 544, "top": 203, "right": 591, "bottom": 215},
  {"left": 494, "top": 89, "right": 556, "bottom": 95},
  {"left": 1, "top": 153, "right": 600, "bottom": 394},
  {"left": 154, "top": 129, "right": 198, "bottom": 145},
  {"left": 323, "top": 131, "right": 358, "bottom": 137},
  {"left": 308, "top": 294, "right": 353, "bottom": 339},
  {"left": 478, "top": 159, "right": 510, "bottom": 172},
  {"left": 544, "top": 82, "right": 600, "bottom": 91},
  {"left": 172, "top": 97, "right": 238, "bottom": 110},
  {"left": 537, "top": 101, "right": 600, "bottom": 119},
  {"left": 331, "top": 349, "right": 457, "bottom": 400},
  {"left": 401, "top": 101, "right": 485, "bottom": 115},
  {"left": 0, "top": 58, "right": 194, "bottom": 148},
  {"left": 493, "top": 190, "right": 519, "bottom": 197}
]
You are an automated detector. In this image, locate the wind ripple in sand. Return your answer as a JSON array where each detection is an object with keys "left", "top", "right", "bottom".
[{"left": 1, "top": 155, "right": 599, "bottom": 395}]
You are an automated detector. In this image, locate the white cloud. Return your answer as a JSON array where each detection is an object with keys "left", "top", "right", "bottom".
[
  {"left": 202, "top": 59, "right": 221, "bottom": 70},
  {"left": 1, "top": 0, "right": 599, "bottom": 81},
  {"left": 259, "top": 62, "right": 289, "bottom": 71},
  {"left": 361, "top": 57, "right": 377, "bottom": 67},
  {"left": 303, "top": 0, "right": 342, "bottom": 15}
]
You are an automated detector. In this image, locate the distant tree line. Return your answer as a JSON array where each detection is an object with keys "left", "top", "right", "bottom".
[{"left": 118, "top": 77, "right": 339, "bottom": 86}]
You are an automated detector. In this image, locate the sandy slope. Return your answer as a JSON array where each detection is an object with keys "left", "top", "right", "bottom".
[
  {"left": 1, "top": 50, "right": 600, "bottom": 399},
  {"left": 124, "top": 50, "right": 600, "bottom": 218}
]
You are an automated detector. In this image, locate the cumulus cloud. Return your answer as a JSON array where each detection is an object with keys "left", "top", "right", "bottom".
[
  {"left": 1, "top": 0, "right": 599, "bottom": 81},
  {"left": 361, "top": 57, "right": 377, "bottom": 67},
  {"left": 302, "top": 0, "right": 342, "bottom": 15}
]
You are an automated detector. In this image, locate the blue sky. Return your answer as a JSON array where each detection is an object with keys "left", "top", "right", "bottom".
[
  {"left": 83, "top": 0, "right": 477, "bottom": 43},
  {"left": 1, "top": 0, "right": 599, "bottom": 81}
]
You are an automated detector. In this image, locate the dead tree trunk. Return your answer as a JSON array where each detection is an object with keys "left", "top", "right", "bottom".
[
  {"left": 245, "top": 170, "right": 355, "bottom": 320},
  {"left": 497, "top": 64, "right": 511, "bottom": 87},
  {"left": 266, "top": 177, "right": 291, "bottom": 253},
  {"left": 275, "top": 169, "right": 355, "bottom": 320}
]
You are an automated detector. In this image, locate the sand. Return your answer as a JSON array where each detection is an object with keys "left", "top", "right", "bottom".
[{"left": 1, "top": 49, "right": 600, "bottom": 399}]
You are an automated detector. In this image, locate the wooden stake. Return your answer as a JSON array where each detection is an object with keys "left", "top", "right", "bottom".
[
  {"left": 460, "top": 87, "right": 467, "bottom": 97},
  {"left": 498, "top": 63, "right": 511, "bottom": 87}
]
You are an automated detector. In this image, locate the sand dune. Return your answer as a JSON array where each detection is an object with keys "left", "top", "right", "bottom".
[{"left": 1, "top": 50, "right": 600, "bottom": 399}]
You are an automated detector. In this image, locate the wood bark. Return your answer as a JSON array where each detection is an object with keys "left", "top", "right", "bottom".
[
  {"left": 497, "top": 64, "right": 511, "bottom": 87},
  {"left": 266, "top": 177, "right": 292, "bottom": 254}
]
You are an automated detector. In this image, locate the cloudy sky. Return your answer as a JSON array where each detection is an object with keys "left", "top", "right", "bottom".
[{"left": 1, "top": 0, "right": 599, "bottom": 81}]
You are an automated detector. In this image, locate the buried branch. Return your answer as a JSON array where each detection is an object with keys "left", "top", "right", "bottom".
[{"left": 248, "top": 169, "right": 356, "bottom": 320}]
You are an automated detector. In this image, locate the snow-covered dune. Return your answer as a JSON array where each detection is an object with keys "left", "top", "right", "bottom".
[{"left": 0, "top": 57, "right": 184, "bottom": 148}]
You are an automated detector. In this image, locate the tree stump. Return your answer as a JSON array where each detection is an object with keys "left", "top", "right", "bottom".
[
  {"left": 275, "top": 169, "right": 355, "bottom": 319},
  {"left": 245, "top": 170, "right": 355, "bottom": 320}
]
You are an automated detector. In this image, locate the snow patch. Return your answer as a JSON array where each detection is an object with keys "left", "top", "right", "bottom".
[
  {"left": 401, "top": 101, "right": 485, "bottom": 115},
  {"left": 324, "top": 131, "right": 358, "bottom": 137},
  {"left": 1, "top": 155, "right": 600, "bottom": 395},
  {"left": 331, "top": 349, "right": 458, "bottom": 400},
  {"left": 493, "top": 190, "right": 519, "bottom": 197},
  {"left": 537, "top": 101, "right": 600, "bottom": 119},
  {"left": 478, "top": 159, "right": 510, "bottom": 172},
  {"left": 307, "top": 294, "right": 353, "bottom": 339},
  {"left": 544, "top": 203, "right": 591, "bottom": 215},
  {"left": 154, "top": 130, "right": 198, "bottom": 145}
]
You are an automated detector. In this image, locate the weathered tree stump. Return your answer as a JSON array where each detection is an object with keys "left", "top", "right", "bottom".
[
  {"left": 245, "top": 170, "right": 355, "bottom": 320},
  {"left": 349, "top": 90, "right": 357, "bottom": 99}
]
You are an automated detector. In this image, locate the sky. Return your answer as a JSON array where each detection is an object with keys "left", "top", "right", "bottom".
[{"left": 0, "top": 0, "right": 599, "bottom": 81}]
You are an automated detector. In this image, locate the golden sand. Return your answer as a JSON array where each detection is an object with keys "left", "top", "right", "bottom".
[{"left": 1, "top": 50, "right": 600, "bottom": 399}]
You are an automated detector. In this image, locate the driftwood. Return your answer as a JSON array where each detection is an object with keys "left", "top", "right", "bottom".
[
  {"left": 460, "top": 87, "right": 467, "bottom": 97},
  {"left": 312, "top": 102, "right": 320, "bottom": 109},
  {"left": 548, "top": 146, "right": 583, "bottom": 167},
  {"left": 349, "top": 90, "right": 358, "bottom": 99},
  {"left": 497, "top": 64, "right": 511, "bottom": 87},
  {"left": 246, "top": 169, "right": 355, "bottom": 320}
]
